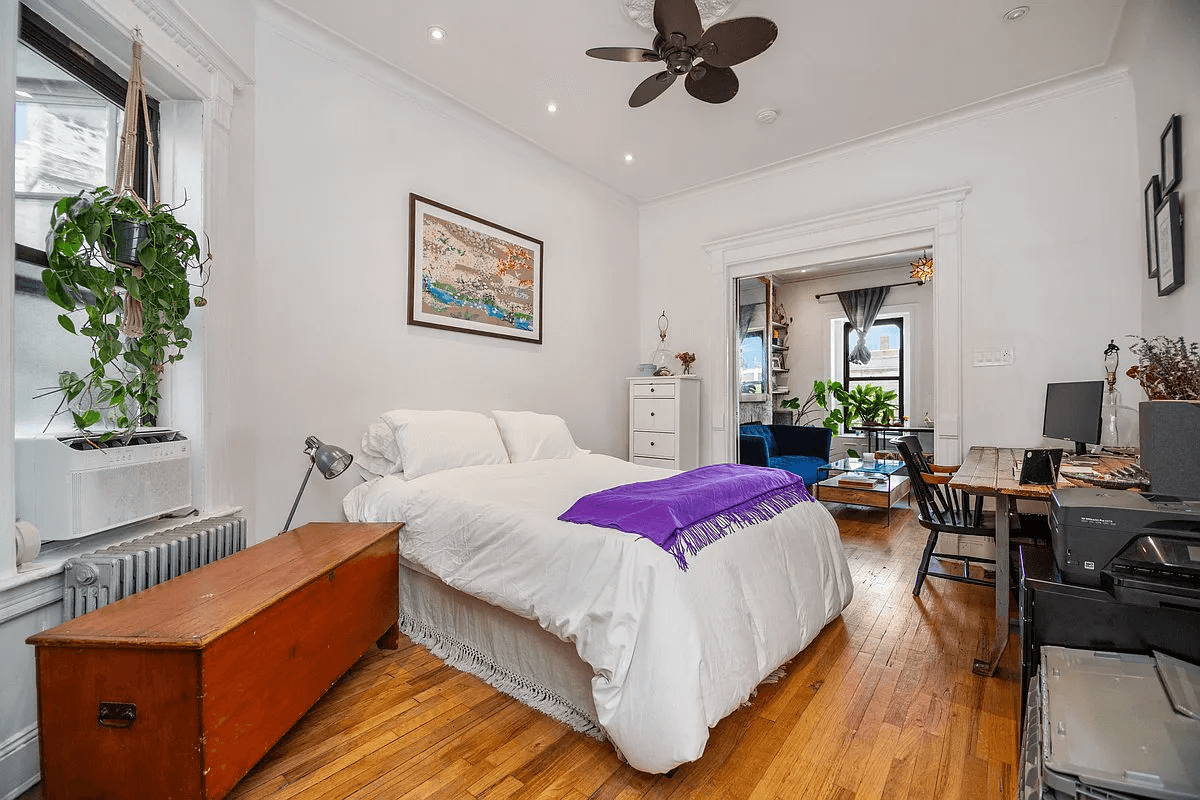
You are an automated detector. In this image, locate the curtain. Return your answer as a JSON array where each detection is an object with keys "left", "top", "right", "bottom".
[
  {"left": 838, "top": 286, "right": 890, "bottom": 365},
  {"left": 737, "top": 304, "right": 756, "bottom": 345}
]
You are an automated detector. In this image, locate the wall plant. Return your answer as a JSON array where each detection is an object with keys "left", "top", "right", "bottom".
[{"left": 41, "top": 187, "right": 210, "bottom": 439}]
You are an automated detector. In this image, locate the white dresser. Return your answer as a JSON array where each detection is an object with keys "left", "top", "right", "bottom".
[{"left": 627, "top": 376, "right": 700, "bottom": 470}]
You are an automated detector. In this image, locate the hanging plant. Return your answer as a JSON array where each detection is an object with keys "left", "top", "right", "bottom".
[{"left": 38, "top": 33, "right": 211, "bottom": 440}]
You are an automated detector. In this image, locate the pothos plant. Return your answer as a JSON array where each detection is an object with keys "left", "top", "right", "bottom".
[{"left": 40, "top": 187, "right": 210, "bottom": 439}]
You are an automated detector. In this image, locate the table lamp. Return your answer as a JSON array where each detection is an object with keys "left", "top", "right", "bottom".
[{"left": 281, "top": 435, "right": 353, "bottom": 533}]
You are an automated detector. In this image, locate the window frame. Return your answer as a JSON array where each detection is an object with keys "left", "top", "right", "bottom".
[
  {"left": 14, "top": 3, "right": 159, "bottom": 271},
  {"left": 841, "top": 315, "right": 905, "bottom": 432}
]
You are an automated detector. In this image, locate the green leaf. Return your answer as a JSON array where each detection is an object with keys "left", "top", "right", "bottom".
[
  {"left": 56, "top": 314, "right": 77, "bottom": 334},
  {"left": 42, "top": 270, "right": 75, "bottom": 311},
  {"left": 137, "top": 244, "right": 158, "bottom": 271}
]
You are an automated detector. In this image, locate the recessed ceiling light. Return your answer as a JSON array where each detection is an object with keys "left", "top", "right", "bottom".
[
  {"left": 1004, "top": 6, "right": 1029, "bottom": 22},
  {"left": 547, "top": 103, "right": 557, "bottom": 113},
  {"left": 624, "top": 153, "right": 634, "bottom": 163},
  {"left": 756, "top": 108, "right": 779, "bottom": 125},
  {"left": 428, "top": 26, "right": 446, "bottom": 40},
  {"left": 15, "top": 89, "right": 32, "bottom": 98}
]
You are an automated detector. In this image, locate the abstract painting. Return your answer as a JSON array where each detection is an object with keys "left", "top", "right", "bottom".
[{"left": 408, "top": 194, "right": 543, "bottom": 344}]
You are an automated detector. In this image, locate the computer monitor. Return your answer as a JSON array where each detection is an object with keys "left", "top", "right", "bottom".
[{"left": 1043, "top": 380, "right": 1105, "bottom": 456}]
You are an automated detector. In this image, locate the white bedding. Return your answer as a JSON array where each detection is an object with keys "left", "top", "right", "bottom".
[{"left": 343, "top": 453, "right": 853, "bottom": 773}]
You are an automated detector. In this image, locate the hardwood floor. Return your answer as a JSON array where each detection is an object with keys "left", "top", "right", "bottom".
[{"left": 21, "top": 503, "right": 1021, "bottom": 799}]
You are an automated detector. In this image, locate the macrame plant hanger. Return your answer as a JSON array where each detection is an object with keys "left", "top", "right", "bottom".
[{"left": 113, "top": 30, "right": 160, "bottom": 338}]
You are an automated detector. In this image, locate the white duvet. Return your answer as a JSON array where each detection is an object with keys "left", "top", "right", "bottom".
[{"left": 343, "top": 454, "right": 853, "bottom": 773}]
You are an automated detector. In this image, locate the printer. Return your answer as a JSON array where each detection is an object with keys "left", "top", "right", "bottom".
[{"left": 1049, "top": 488, "right": 1200, "bottom": 605}]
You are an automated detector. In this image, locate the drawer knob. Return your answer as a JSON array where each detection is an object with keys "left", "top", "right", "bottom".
[
  {"left": 650, "top": 388, "right": 655, "bottom": 393},
  {"left": 650, "top": 412, "right": 655, "bottom": 417},
  {"left": 650, "top": 441, "right": 655, "bottom": 447}
]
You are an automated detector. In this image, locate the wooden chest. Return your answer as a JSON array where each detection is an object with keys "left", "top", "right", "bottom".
[{"left": 27, "top": 522, "right": 401, "bottom": 800}]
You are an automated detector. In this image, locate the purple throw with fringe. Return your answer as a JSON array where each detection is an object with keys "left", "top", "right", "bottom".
[{"left": 558, "top": 464, "right": 813, "bottom": 570}]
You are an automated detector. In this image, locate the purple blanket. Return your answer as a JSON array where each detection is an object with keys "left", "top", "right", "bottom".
[{"left": 558, "top": 464, "right": 813, "bottom": 570}]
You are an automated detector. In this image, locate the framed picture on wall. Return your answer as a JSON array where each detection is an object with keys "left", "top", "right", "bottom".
[
  {"left": 1155, "top": 191, "right": 1184, "bottom": 296},
  {"left": 408, "top": 194, "right": 544, "bottom": 344},
  {"left": 1144, "top": 175, "right": 1161, "bottom": 278},
  {"left": 1160, "top": 114, "right": 1182, "bottom": 194}
]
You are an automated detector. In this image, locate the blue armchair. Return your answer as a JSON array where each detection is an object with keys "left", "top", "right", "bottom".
[{"left": 739, "top": 424, "right": 833, "bottom": 487}]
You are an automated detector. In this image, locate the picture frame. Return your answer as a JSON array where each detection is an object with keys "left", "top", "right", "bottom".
[
  {"left": 1155, "top": 191, "right": 1184, "bottom": 296},
  {"left": 1144, "top": 174, "right": 1161, "bottom": 278},
  {"left": 408, "top": 194, "right": 544, "bottom": 344},
  {"left": 1160, "top": 114, "right": 1182, "bottom": 194}
]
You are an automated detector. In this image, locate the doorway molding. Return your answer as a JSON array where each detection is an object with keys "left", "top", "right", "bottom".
[{"left": 703, "top": 186, "right": 971, "bottom": 466}]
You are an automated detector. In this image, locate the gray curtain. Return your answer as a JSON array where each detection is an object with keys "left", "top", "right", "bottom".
[
  {"left": 838, "top": 286, "right": 890, "bottom": 365},
  {"left": 737, "top": 304, "right": 756, "bottom": 344}
]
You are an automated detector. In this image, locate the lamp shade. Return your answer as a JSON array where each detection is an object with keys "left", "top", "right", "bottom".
[{"left": 306, "top": 435, "right": 353, "bottom": 479}]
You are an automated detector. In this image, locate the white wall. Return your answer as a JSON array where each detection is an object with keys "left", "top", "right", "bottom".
[
  {"left": 251, "top": 11, "right": 640, "bottom": 535},
  {"left": 1112, "top": 0, "right": 1200, "bottom": 346},
  {"left": 639, "top": 71, "right": 1144, "bottom": 463}
]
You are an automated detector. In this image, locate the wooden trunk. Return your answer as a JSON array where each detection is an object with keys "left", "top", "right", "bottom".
[{"left": 27, "top": 522, "right": 401, "bottom": 800}]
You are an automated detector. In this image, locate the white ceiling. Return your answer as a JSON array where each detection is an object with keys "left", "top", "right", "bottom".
[{"left": 275, "top": 0, "right": 1127, "bottom": 203}]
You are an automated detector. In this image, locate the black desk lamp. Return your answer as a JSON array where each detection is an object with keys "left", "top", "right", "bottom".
[{"left": 282, "top": 435, "right": 353, "bottom": 533}]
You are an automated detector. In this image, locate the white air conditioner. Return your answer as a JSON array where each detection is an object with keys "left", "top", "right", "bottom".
[{"left": 16, "top": 429, "right": 192, "bottom": 541}]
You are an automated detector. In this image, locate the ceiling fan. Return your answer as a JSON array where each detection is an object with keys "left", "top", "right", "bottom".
[{"left": 586, "top": 0, "right": 778, "bottom": 108}]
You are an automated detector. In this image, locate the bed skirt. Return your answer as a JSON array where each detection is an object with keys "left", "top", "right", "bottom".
[{"left": 397, "top": 560, "right": 604, "bottom": 740}]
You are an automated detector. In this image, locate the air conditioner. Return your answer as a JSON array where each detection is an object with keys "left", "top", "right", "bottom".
[{"left": 16, "top": 429, "right": 192, "bottom": 541}]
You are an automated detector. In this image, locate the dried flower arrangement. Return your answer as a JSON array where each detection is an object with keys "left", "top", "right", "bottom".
[
  {"left": 1126, "top": 336, "right": 1200, "bottom": 400},
  {"left": 675, "top": 352, "right": 696, "bottom": 375}
]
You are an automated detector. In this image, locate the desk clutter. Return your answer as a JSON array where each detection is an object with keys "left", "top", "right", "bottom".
[{"left": 1019, "top": 646, "right": 1200, "bottom": 800}]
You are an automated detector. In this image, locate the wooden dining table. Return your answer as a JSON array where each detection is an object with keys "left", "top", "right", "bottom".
[{"left": 947, "top": 446, "right": 1137, "bottom": 677}]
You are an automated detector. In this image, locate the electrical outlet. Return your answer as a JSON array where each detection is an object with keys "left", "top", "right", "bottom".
[{"left": 973, "top": 347, "right": 1015, "bottom": 367}]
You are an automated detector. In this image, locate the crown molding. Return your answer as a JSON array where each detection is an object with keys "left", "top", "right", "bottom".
[
  {"left": 647, "top": 65, "right": 1130, "bottom": 208},
  {"left": 125, "top": 0, "right": 253, "bottom": 91},
  {"left": 260, "top": 1, "right": 636, "bottom": 211}
]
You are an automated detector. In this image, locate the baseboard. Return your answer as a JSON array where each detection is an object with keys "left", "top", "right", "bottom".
[{"left": 0, "top": 724, "right": 39, "bottom": 800}]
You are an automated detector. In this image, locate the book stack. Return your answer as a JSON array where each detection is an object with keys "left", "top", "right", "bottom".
[{"left": 836, "top": 474, "right": 887, "bottom": 489}]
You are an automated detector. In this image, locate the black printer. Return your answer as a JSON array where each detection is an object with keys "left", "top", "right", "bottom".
[{"left": 1049, "top": 488, "right": 1200, "bottom": 604}]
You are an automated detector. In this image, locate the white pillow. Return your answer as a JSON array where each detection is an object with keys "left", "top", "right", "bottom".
[
  {"left": 359, "top": 421, "right": 403, "bottom": 476},
  {"left": 491, "top": 410, "right": 584, "bottom": 463},
  {"left": 388, "top": 410, "right": 509, "bottom": 479}
]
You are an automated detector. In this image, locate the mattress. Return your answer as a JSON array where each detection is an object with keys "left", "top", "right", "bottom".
[{"left": 343, "top": 453, "right": 854, "bottom": 772}]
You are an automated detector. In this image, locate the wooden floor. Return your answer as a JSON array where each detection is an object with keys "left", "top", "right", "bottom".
[{"left": 22, "top": 503, "right": 1021, "bottom": 799}]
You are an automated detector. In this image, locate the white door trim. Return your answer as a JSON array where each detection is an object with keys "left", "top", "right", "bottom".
[{"left": 704, "top": 186, "right": 970, "bottom": 466}]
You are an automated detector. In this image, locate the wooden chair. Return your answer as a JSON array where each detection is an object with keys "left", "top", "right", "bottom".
[{"left": 892, "top": 435, "right": 996, "bottom": 596}]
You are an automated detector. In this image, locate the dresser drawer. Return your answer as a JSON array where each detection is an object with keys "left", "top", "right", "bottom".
[
  {"left": 631, "top": 382, "right": 675, "bottom": 398},
  {"left": 632, "top": 431, "right": 676, "bottom": 459},
  {"left": 633, "top": 398, "right": 675, "bottom": 431},
  {"left": 632, "top": 456, "right": 676, "bottom": 469}
]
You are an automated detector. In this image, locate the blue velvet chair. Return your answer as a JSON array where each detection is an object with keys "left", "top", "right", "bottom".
[{"left": 738, "top": 424, "right": 833, "bottom": 487}]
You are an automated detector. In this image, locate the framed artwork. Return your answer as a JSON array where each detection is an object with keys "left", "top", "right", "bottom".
[
  {"left": 1144, "top": 175, "right": 1161, "bottom": 278},
  {"left": 408, "top": 194, "right": 544, "bottom": 343},
  {"left": 1155, "top": 191, "right": 1184, "bottom": 296},
  {"left": 1160, "top": 114, "right": 1182, "bottom": 194}
]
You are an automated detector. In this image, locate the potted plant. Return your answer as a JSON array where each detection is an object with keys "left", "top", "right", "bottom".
[
  {"left": 790, "top": 380, "right": 898, "bottom": 435},
  {"left": 40, "top": 187, "right": 210, "bottom": 438}
]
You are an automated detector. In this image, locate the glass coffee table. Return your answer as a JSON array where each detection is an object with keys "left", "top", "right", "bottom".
[{"left": 814, "top": 458, "right": 910, "bottom": 523}]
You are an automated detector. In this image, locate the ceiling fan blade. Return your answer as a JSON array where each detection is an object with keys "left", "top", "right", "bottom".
[
  {"left": 629, "top": 70, "right": 677, "bottom": 107},
  {"left": 697, "top": 17, "right": 778, "bottom": 68},
  {"left": 685, "top": 64, "right": 739, "bottom": 104},
  {"left": 585, "top": 47, "right": 662, "bottom": 63},
  {"left": 653, "top": 0, "right": 703, "bottom": 45}
]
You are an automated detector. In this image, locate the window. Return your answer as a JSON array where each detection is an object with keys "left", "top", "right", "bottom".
[
  {"left": 842, "top": 316, "right": 905, "bottom": 428},
  {"left": 13, "top": 6, "right": 158, "bottom": 434},
  {"left": 740, "top": 329, "right": 765, "bottom": 394},
  {"left": 14, "top": 5, "right": 157, "bottom": 267}
]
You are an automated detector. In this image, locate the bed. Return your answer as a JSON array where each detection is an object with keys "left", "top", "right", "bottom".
[{"left": 342, "top": 409, "right": 854, "bottom": 774}]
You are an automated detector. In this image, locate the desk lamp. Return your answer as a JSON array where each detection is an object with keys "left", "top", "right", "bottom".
[{"left": 282, "top": 435, "right": 353, "bottom": 533}]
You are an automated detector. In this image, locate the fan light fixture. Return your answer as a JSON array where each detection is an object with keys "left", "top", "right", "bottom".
[
  {"left": 621, "top": 0, "right": 740, "bottom": 31},
  {"left": 909, "top": 251, "right": 934, "bottom": 284}
]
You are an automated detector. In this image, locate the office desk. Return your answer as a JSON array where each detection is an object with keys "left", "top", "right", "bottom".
[
  {"left": 949, "top": 447, "right": 1133, "bottom": 677},
  {"left": 949, "top": 447, "right": 1061, "bottom": 677}
]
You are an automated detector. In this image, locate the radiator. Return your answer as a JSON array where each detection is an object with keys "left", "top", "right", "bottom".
[{"left": 62, "top": 516, "right": 247, "bottom": 620}]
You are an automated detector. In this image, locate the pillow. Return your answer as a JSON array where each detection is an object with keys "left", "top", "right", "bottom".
[
  {"left": 359, "top": 421, "right": 403, "bottom": 476},
  {"left": 492, "top": 410, "right": 584, "bottom": 463},
  {"left": 387, "top": 410, "right": 509, "bottom": 479}
]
